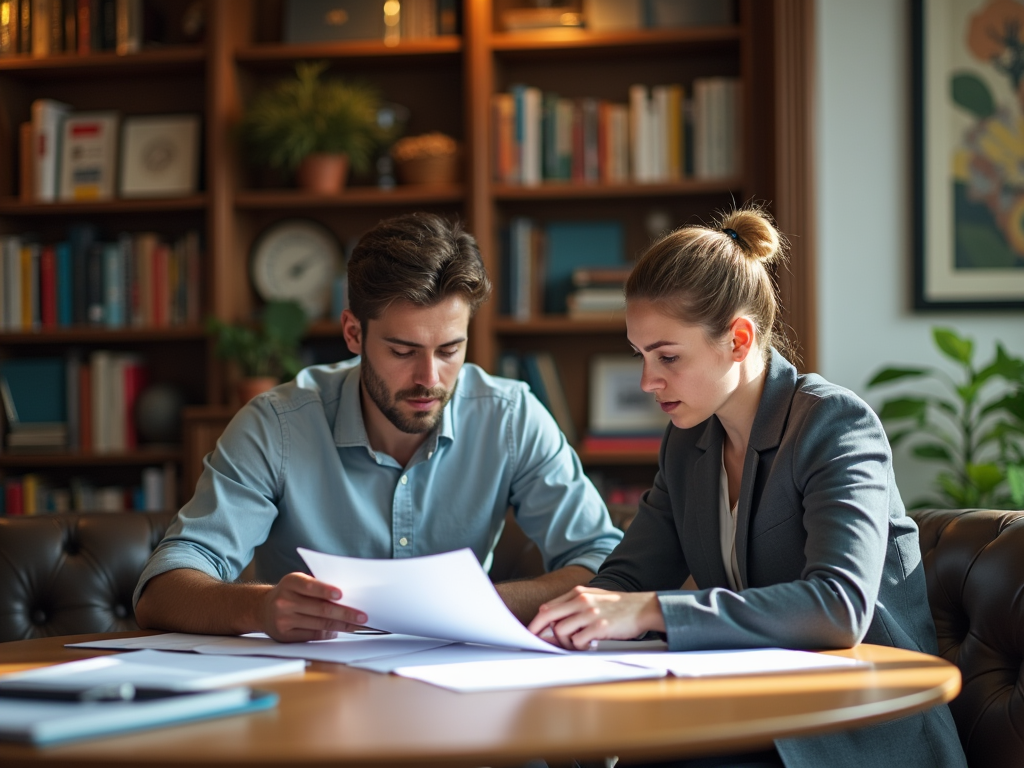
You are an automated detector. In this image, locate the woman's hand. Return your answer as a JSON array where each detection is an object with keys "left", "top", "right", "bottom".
[{"left": 526, "top": 586, "right": 666, "bottom": 650}]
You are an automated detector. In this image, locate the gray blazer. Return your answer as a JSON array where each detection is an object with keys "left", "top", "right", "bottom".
[{"left": 591, "top": 351, "right": 966, "bottom": 768}]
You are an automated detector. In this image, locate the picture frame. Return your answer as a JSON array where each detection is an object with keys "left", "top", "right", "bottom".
[
  {"left": 588, "top": 355, "right": 669, "bottom": 435},
  {"left": 119, "top": 115, "right": 200, "bottom": 198},
  {"left": 913, "top": 0, "right": 1024, "bottom": 309},
  {"left": 59, "top": 112, "right": 119, "bottom": 201}
]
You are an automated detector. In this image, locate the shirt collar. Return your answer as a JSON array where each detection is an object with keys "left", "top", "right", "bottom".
[{"left": 333, "top": 358, "right": 458, "bottom": 451}]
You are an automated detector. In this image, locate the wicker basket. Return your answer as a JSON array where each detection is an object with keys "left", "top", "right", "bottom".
[{"left": 395, "top": 153, "right": 460, "bottom": 186}]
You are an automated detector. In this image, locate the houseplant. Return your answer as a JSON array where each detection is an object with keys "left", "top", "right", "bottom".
[
  {"left": 207, "top": 300, "right": 309, "bottom": 403},
  {"left": 867, "top": 327, "right": 1024, "bottom": 509},
  {"left": 239, "top": 62, "right": 381, "bottom": 193}
]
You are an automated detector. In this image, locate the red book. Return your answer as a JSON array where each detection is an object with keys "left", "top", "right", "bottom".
[
  {"left": 580, "top": 434, "right": 663, "bottom": 453},
  {"left": 4, "top": 480, "right": 24, "bottom": 516},
  {"left": 39, "top": 244, "right": 57, "bottom": 328},
  {"left": 122, "top": 361, "right": 148, "bottom": 450},
  {"left": 597, "top": 101, "right": 610, "bottom": 183},
  {"left": 77, "top": 0, "right": 91, "bottom": 53},
  {"left": 78, "top": 364, "right": 92, "bottom": 452}
]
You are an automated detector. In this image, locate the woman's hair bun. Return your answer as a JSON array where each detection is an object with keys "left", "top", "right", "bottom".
[{"left": 717, "top": 206, "right": 784, "bottom": 265}]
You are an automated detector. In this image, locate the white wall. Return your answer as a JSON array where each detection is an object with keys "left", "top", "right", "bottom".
[{"left": 815, "top": 0, "right": 1020, "bottom": 503}]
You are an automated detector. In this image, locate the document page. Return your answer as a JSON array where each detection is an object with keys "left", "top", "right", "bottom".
[
  {"left": 299, "top": 547, "right": 566, "bottom": 654},
  {"left": 599, "top": 647, "right": 868, "bottom": 677}
]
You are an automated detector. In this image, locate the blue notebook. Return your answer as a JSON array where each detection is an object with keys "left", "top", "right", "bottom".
[{"left": 0, "top": 687, "right": 278, "bottom": 745}]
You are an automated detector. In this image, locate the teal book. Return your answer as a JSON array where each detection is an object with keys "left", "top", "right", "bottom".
[
  {"left": 0, "top": 687, "right": 277, "bottom": 746},
  {"left": 0, "top": 357, "right": 66, "bottom": 424},
  {"left": 543, "top": 221, "right": 626, "bottom": 314}
]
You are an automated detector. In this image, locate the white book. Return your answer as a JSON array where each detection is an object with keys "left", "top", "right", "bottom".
[
  {"left": 629, "top": 84, "right": 652, "bottom": 182},
  {"left": 651, "top": 85, "right": 670, "bottom": 182},
  {"left": 30, "top": 99, "right": 71, "bottom": 202},
  {"left": 90, "top": 350, "right": 112, "bottom": 452}
]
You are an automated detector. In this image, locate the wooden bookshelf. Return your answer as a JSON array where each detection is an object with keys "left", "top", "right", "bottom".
[
  {"left": 0, "top": 0, "right": 816, "bottom": 512},
  {"left": 0, "top": 448, "right": 182, "bottom": 468}
]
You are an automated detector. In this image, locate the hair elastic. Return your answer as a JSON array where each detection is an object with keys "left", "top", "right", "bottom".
[{"left": 722, "top": 228, "right": 740, "bottom": 242}]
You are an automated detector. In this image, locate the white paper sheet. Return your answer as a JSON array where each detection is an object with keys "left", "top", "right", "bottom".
[
  {"left": 299, "top": 547, "right": 566, "bottom": 654},
  {"left": 0, "top": 649, "right": 304, "bottom": 692},
  {"left": 191, "top": 633, "right": 450, "bottom": 664},
  {"left": 68, "top": 632, "right": 449, "bottom": 665},
  {"left": 598, "top": 647, "right": 867, "bottom": 677},
  {"left": 393, "top": 656, "right": 667, "bottom": 692},
  {"left": 351, "top": 643, "right": 554, "bottom": 673}
]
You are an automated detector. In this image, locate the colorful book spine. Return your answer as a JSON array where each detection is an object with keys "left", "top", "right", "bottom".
[
  {"left": 39, "top": 243, "right": 56, "bottom": 328},
  {"left": 56, "top": 241, "right": 72, "bottom": 327}
]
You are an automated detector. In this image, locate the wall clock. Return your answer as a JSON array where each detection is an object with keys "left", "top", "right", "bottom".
[{"left": 250, "top": 219, "right": 343, "bottom": 319}]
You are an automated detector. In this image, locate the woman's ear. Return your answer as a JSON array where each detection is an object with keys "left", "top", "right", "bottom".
[{"left": 729, "top": 316, "right": 757, "bottom": 362}]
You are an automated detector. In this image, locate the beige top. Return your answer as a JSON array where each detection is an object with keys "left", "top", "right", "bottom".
[{"left": 719, "top": 449, "right": 743, "bottom": 591}]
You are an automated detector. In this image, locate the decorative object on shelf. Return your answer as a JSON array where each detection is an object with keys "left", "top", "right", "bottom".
[
  {"left": 284, "top": 0, "right": 385, "bottom": 43},
  {"left": 391, "top": 132, "right": 461, "bottom": 186},
  {"left": 58, "top": 111, "right": 119, "bottom": 201},
  {"left": 135, "top": 383, "right": 186, "bottom": 445},
  {"left": 913, "top": 0, "right": 1024, "bottom": 308},
  {"left": 588, "top": 354, "right": 669, "bottom": 435},
  {"left": 119, "top": 114, "right": 201, "bottom": 198},
  {"left": 867, "top": 327, "right": 1024, "bottom": 509},
  {"left": 239, "top": 61, "right": 381, "bottom": 193},
  {"left": 249, "top": 219, "right": 343, "bottom": 320},
  {"left": 207, "top": 300, "right": 309, "bottom": 404},
  {"left": 500, "top": 5, "right": 583, "bottom": 31}
]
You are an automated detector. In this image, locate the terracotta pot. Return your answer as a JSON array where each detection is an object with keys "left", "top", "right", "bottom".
[
  {"left": 296, "top": 153, "right": 350, "bottom": 193},
  {"left": 237, "top": 377, "right": 278, "bottom": 405},
  {"left": 395, "top": 153, "right": 460, "bottom": 186}
]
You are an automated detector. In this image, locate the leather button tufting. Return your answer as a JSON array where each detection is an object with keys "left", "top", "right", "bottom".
[
  {"left": 30, "top": 609, "right": 47, "bottom": 625},
  {"left": 114, "top": 604, "right": 128, "bottom": 619}
]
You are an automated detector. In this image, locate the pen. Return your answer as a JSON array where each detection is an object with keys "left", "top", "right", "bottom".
[{"left": 0, "top": 682, "right": 138, "bottom": 702}]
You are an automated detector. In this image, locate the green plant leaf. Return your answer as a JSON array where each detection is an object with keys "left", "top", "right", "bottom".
[
  {"left": 951, "top": 72, "right": 996, "bottom": 118},
  {"left": 878, "top": 398, "right": 928, "bottom": 421},
  {"left": 263, "top": 300, "right": 308, "bottom": 346},
  {"left": 885, "top": 428, "right": 916, "bottom": 447},
  {"left": 933, "top": 327, "right": 973, "bottom": 366},
  {"left": 995, "top": 344, "right": 1024, "bottom": 382},
  {"left": 938, "top": 472, "right": 972, "bottom": 506},
  {"left": 867, "top": 367, "right": 928, "bottom": 387},
  {"left": 913, "top": 443, "right": 953, "bottom": 461},
  {"left": 967, "top": 463, "right": 1004, "bottom": 494},
  {"left": 935, "top": 399, "right": 959, "bottom": 417},
  {"left": 1007, "top": 464, "right": 1024, "bottom": 507}
]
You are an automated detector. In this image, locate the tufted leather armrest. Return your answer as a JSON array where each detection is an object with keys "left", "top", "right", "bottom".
[
  {"left": 909, "top": 508, "right": 1024, "bottom": 768},
  {"left": 0, "top": 512, "right": 176, "bottom": 643}
]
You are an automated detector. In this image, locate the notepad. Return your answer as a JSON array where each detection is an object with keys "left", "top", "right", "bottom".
[
  {"left": 0, "top": 649, "right": 305, "bottom": 694},
  {"left": 0, "top": 687, "right": 276, "bottom": 745}
]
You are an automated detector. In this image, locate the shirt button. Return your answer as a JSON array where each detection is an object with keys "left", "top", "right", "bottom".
[
  {"left": 400, "top": 475, "right": 408, "bottom": 485},
  {"left": 399, "top": 537, "right": 408, "bottom": 546},
  {"left": 427, "top": 451, "right": 433, "bottom": 460}
]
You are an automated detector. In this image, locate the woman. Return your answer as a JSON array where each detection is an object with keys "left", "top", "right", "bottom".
[{"left": 527, "top": 207, "right": 966, "bottom": 768}]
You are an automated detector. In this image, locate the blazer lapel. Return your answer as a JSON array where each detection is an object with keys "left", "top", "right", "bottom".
[
  {"left": 734, "top": 349, "right": 799, "bottom": 589},
  {"left": 690, "top": 416, "right": 731, "bottom": 589}
]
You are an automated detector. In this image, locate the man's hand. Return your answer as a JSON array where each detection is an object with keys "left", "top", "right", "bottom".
[
  {"left": 526, "top": 586, "right": 665, "bottom": 650},
  {"left": 260, "top": 572, "right": 368, "bottom": 642}
]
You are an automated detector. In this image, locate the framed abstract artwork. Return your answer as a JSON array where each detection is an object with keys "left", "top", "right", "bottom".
[{"left": 913, "top": 0, "right": 1024, "bottom": 308}]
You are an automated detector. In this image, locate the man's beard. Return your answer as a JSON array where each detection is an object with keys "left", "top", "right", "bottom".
[{"left": 361, "top": 350, "right": 455, "bottom": 435}]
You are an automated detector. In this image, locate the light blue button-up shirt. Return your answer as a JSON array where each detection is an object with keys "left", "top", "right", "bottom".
[{"left": 135, "top": 359, "right": 622, "bottom": 607}]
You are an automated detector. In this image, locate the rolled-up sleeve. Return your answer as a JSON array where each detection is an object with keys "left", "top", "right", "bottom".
[
  {"left": 507, "top": 389, "right": 623, "bottom": 574},
  {"left": 133, "top": 393, "right": 285, "bottom": 608}
]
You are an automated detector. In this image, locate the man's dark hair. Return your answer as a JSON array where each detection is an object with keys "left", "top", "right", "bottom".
[{"left": 347, "top": 213, "right": 492, "bottom": 322}]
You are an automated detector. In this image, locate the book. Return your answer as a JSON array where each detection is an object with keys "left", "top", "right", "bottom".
[
  {"left": 0, "top": 0, "right": 16, "bottom": 54},
  {"left": 581, "top": 434, "right": 663, "bottom": 453},
  {"left": 0, "top": 686, "right": 277, "bottom": 746},
  {"left": 18, "top": 121, "right": 34, "bottom": 200},
  {"left": 543, "top": 220, "right": 626, "bottom": 314},
  {"left": 58, "top": 110, "right": 119, "bottom": 200},
  {"left": 0, "top": 357, "right": 66, "bottom": 424},
  {"left": 532, "top": 351, "right": 577, "bottom": 445},
  {"left": 30, "top": 98, "right": 71, "bottom": 202}
]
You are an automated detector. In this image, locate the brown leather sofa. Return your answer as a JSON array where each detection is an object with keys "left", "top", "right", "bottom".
[
  {"left": 0, "top": 511, "right": 175, "bottom": 643},
  {"left": 910, "top": 507, "right": 1024, "bottom": 768}
]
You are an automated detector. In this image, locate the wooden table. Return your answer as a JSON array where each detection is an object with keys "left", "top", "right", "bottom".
[{"left": 0, "top": 633, "right": 961, "bottom": 768}]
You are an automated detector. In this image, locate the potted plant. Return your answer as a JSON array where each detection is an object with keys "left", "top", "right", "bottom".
[
  {"left": 868, "top": 327, "right": 1024, "bottom": 509},
  {"left": 207, "top": 300, "right": 309, "bottom": 404},
  {"left": 239, "top": 62, "right": 381, "bottom": 193}
]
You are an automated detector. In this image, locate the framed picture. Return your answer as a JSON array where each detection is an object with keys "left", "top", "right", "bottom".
[
  {"left": 913, "top": 0, "right": 1024, "bottom": 308},
  {"left": 119, "top": 115, "right": 200, "bottom": 198},
  {"left": 588, "top": 355, "right": 669, "bottom": 435}
]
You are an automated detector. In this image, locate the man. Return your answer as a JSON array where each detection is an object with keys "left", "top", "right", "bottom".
[{"left": 134, "top": 212, "right": 622, "bottom": 641}]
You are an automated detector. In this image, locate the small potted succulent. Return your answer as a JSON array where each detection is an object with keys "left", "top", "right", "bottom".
[
  {"left": 239, "top": 62, "right": 381, "bottom": 193},
  {"left": 207, "top": 300, "right": 309, "bottom": 404}
]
